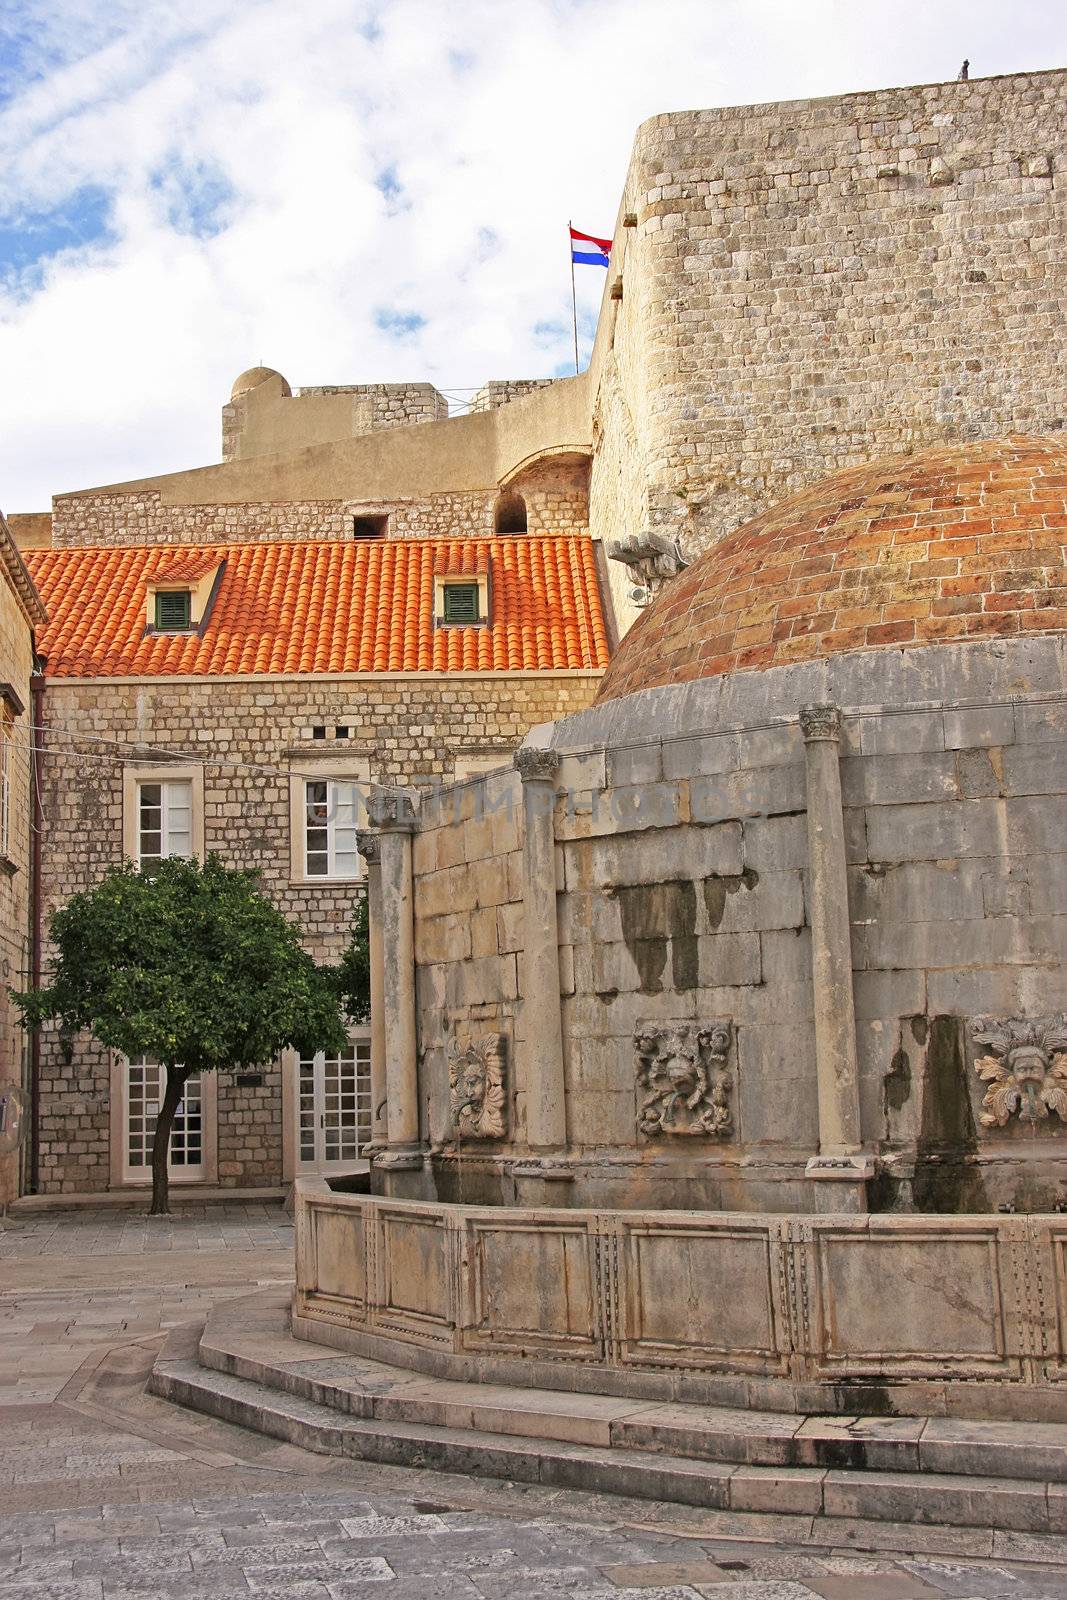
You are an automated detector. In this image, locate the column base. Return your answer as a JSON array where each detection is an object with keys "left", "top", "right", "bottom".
[
  {"left": 373, "top": 1146, "right": 427, "bottom": 1173},
  {"left": 806, "top": 1153, "right": 878, "bottom": 1214},
  {"left": 372, "top": 1144, "right": 429, "bottom": 1200}
]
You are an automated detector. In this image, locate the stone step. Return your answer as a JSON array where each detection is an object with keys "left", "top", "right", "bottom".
[
  {"left": 150, "top": 1347, "right": 1067, "bottom": 1539},
  {"left": 195, "top": 1288, "right": 1067, "bottom": 1487}
]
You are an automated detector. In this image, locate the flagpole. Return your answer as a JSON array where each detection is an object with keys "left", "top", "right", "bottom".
[{"left": 568, "top": 220, "right": 580, "bottom": 376}]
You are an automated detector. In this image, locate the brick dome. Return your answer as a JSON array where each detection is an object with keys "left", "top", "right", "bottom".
[{"left": 597, "top": 438, "right": 1067, "bottom": 703}]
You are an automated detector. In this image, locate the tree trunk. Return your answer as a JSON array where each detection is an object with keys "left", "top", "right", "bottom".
[{"left": 149, "top": 1065, "right": 186, "bottom": 1216}]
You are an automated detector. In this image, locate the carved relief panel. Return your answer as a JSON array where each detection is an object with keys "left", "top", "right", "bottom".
[
  {"left": 449, "top": 1034, "right": 508, "bottom": 1141},
  {"left": 635, "top": 1020, "right": 733, "bottom": 1138},
  {"left": 971, "top": 1015, "right": 1067, "bottom": 1128}
]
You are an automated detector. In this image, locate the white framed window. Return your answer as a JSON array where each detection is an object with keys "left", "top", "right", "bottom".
[
  {"left": 303, "top": 778, "right": 360, "bottom": 878},
  {"left": 123, "top": 764, "right": 204, "bottom": 866},
  {"left": 137, "top": 779, "right": 193, "bottom": 866},
  {"left": 284, "top": 1033, "right": 372, "bottom": 1174},
  {"left": 112, "top": 1055, "right": 218, "bottom": 1186},
  {"left": 288, "top": 756, "right": 369, "bottom": 884}
]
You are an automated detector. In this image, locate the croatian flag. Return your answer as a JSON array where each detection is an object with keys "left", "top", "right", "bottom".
[{"left": 570, "top": 225, "right": 611, "bottom": 267}]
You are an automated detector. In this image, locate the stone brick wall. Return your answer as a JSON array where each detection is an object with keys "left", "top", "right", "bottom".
[
  {"left": 295, "top": 384, "right": 448, "bottom": 426},
  {"left": 470, "top": 380, "right": 557, "bottom": 412},
  {"left": 406, "top": 653, "right": 1067, "bottom": 1213},
  {"left": 0, "top": 561, "right": 35, "bottom": 1207},
  {"left": 599, "top": 69, "right": 1067, "bottom": 564},
  {"left": 51, "top": 480, "right": 591, "bottom": 548},
  {"left": 36, "top": 670, "right": 600, "bottom": 1193},
  {"left": 50, "top": 491, "right": 496, "bottom": 549}
]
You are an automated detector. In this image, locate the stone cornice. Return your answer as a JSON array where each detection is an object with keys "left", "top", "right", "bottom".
[{"left": 0, "top": 514, "right": 47, "bottom": 629}]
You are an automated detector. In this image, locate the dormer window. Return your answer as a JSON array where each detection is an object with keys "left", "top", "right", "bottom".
[
  {"left": 145, "top": 558, "right": 225, "bottom": 637},
  {"left": 434, "top": 570, "right": 490, "bottom": 628},
  {"left": 154, "top": 590, "right": 192, "bottom": 632},
  {"left": 443, "top": 581, "right": 480, "bottom": 624}
]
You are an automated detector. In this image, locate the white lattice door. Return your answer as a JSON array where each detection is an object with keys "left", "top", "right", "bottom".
[
  {"left": 122, "top": 1058, "right": 204, "bottom": 1183},
  {"left": 297, "top": 1037, "right": 372, "bottom": 1172}
]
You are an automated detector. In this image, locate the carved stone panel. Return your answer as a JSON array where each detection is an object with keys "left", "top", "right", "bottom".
[
  {"left": 635, "top": 1020, "right": 733, "bottom": 1138},
  {"left": 971, "top": 1015, "right": 1067, "bottom": 1128},
  {"left": 449, "top": 1034, "right": 508, "bottom": 1141}
]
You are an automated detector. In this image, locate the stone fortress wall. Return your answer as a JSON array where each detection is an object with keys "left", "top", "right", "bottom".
[
  {"left": 589, "top": 69, "right": 1067, "bottom": 624},
  {"left": 49, "top": 459, "right": 592, "bottom": 549},
  {"left": 222, "top": 377, "right": 449, "bottom": 464},
  {"left": 35, "top": 670, "right": 599, "bottom": 1194}
]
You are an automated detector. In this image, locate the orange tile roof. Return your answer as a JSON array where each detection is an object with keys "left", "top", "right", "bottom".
[{"left": 26, "top": 534, "right": 611, "bottom": 679}]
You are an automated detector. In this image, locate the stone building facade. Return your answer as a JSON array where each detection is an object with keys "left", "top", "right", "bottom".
[
  {"left": 24, "top": 534, "right": 607, "bottom": 1197},
  {"left": 0, "top": 516, "right": 46, "bottom": 1208}
]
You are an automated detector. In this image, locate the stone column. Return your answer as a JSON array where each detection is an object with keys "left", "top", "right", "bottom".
[
  {"left": 799, "top": 704, "right": 875, "bottom": 1212},
  {"left": 366, "top": 788, "right": 423, "bottom": 1177},
  {"left": 355, "top": 830, "right": 387, "bottom": 1152},
  {"left": 514, "top": 748, "right": 570, "bottom": 1172}
]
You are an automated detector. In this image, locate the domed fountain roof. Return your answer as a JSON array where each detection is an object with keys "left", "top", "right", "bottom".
[{"left": 596, "top": 437, "right": 1067, "bottom": 703}]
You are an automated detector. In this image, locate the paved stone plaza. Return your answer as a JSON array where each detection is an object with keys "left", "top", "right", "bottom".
[{"left": 0, "top": 1207, "right": 1065, "bottom": 1598}]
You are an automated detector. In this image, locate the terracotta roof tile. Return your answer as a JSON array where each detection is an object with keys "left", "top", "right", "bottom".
[
  {"left": 597, "top": 437, "right": 1067, "bottom": 703},
  {"left": 27, "top": 534, "right": 610, "bottom": 679}
]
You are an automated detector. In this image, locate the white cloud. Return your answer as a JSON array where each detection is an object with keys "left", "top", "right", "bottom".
[{"left": 0, "top": 0, "right": 1064, "bottom": 507}]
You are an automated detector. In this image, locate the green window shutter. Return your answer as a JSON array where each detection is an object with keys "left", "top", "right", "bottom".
[
  {"left": 442, "top": 582, "right": 480, "bottom": 624},
  {"left": 155, "top": 590, "right": 192, "bottom": 631}
]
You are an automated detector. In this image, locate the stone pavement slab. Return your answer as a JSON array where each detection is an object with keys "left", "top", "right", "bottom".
[{"left": 3, "top": 1207, "right": 1067, "bottom": 1599}]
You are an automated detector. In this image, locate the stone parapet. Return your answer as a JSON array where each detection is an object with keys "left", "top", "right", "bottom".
[{"left": 293, "top": 1182, "right": 1067, "bottom": 1420}]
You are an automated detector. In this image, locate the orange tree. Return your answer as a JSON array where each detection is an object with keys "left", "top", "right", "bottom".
[{"left": 15, "top": 855, "right": 349, "bottom": 1214}]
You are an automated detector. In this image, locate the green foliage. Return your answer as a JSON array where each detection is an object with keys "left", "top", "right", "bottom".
[
  {"left": 333, "top": 894, "right": 371, "bottom": 1025},
  {"left": 15, "top": 855, "right": 348, "bottom": 1072}
]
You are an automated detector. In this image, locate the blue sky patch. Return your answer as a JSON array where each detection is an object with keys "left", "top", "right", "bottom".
[
  {"left": 375, "top": 307, "right": 426, "bottom": 337},
  {"left": 150, "top": 160, "right": 236, "bottom": 239},
  {"left": 0, "top": 184, "right": 114, "bottom": 278}
]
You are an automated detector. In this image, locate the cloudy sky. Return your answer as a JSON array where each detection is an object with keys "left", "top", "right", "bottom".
[{"left": 0, "top": 0, "right": 1064, "bottom": 509}]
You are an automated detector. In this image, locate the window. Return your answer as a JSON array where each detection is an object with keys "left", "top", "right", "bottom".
[
  {"left": 442, "top": 581, "right": 481, "bottom": 624},
  {"left": 297, "top": 1038, "right": 372, "bottom": 1167},
  {"left": 352, "top": 514, "right": 389, "bottom": 539},
  {"left": 154, "top": 590, "right": 192, "bottom": 631},
  {"left": 494, "top": 490, "right": 528, "bottom": 534},
  {"left": 137, "top": 779, "right": 193, "bottom": 866},
  {"left": 304, "top": 778, "right": 360, "bottom": 878}
]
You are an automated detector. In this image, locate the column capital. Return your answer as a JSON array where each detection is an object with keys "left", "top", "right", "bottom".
[
  {"left": 514, "top": 746, "right": 560, "bottom": 783},
  {"left": 355, "top": 830, "right": 381, "bottom": 866},
  {"left": 800, "top": 703, "right": 842, "bottom": 743},
  {"left": 367, "top": 785, "right": 418, "bottom": 832}
]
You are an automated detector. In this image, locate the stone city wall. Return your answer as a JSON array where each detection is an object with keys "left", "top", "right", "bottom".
[
  {"left": 51, "top": 468, "right": 590, "bottom": 548},
  {"left": 222, "top": 382, "right": 447, "bottom": 462},
  {"left": 470, "top": 380, "right": 557, "bottom": 413},
  {"left": 35, "top": 670, "right": 599, "bottom": 1194},
  {"left": 597, "top": 70, "right": 1067, "bottom": 565},
  {"left": 294, "top": 1183, "right": 1067, "bottom": 1421}
]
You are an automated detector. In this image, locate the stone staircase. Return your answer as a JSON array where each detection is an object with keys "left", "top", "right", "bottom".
[{"left": 149, "top": 1287, "right": 1067, "bottom": 1546}]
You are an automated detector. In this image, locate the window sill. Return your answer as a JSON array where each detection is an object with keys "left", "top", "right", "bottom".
[{"left": 291, "top": 875, "right": 365, "bottom": 888}]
